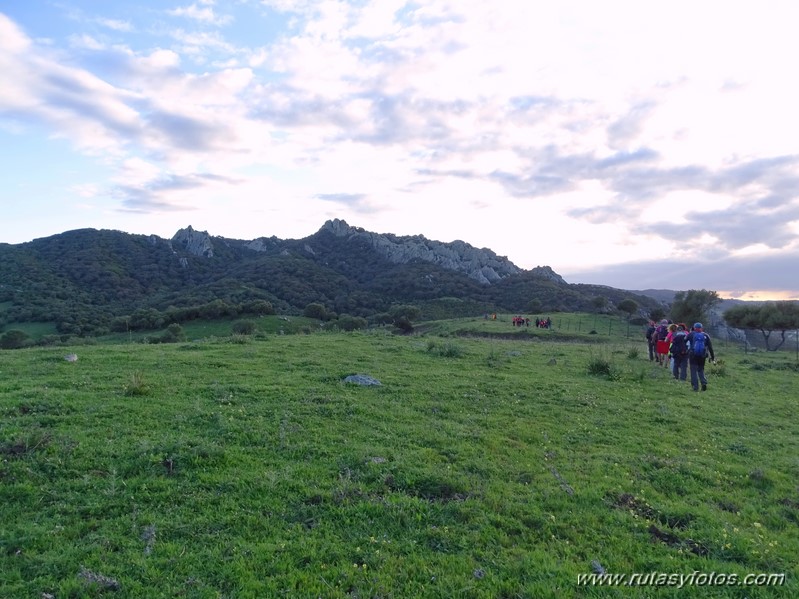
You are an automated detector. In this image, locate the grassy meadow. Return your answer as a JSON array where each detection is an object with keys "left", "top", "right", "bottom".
[{"left": 1, "top": 316, "right": 798, "bottom": 598}]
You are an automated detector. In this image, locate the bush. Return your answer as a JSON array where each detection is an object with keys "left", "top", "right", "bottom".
[
  {"left": 304, "top": 303, "right": 330, "bottom": 321},
  {"left": 160, "top": 323, "right": 186, "bottom": 343},
  {"left": 587, "top": 355, "right": 621, "bottom": 380},
  {"left": 124, "top": 371, "right": 150, "bottom": 396},
  {"left": 232, "top": 320, "right": 257, "bottom": 335},
  {"left": 332, "top": 315, "right": 368, "bottom": 332},
  {"left": 427, "top": 341, "right": 463, "bottom": 358},
  {"left": 394, "top": 317, "right": 414, "bottom": 334},
  {"left": 709, "top": 358, "right": 727, "bottom": 377},
  {"left": 0, "top": 329, "right": 30, "bottom": 350}
]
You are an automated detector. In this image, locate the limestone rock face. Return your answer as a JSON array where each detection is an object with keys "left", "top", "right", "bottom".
[
  {"left": 319, "top": 219, "right": 522, "bottom": 284},
  {"left": 171, "top": 226, "right": 214, "bottom": 258},
  {"left": 528, "top": 266, "right": 566, "bottom": 285},
  {"left": 245, "top": 236, "right": 281, "bottom": 252}
]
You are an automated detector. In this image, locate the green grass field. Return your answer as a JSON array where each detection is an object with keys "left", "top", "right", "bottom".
[{"left": 1, "top": 324, "right": 797, "bottom": 597}]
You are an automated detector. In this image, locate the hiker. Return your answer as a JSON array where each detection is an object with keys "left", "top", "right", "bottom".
[
  {"left": 669, "top": 323, "right": 689, "bottom": 381},
  {"left": 645, "top": 320, "right": 657, "bottom": 361},
  {"left": 654, "top": 319, "right": 670, "bottom": 366},
  {"left": 665, "top": 323, "right": 678, "bottom": 370},
  {"left": 687, "top": 323, "right": 715, "bottom": 391}
]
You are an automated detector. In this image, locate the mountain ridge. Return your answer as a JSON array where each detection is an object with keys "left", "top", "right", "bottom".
[{"left": 0, "top": 220, "right": 662, "bottom": 337}]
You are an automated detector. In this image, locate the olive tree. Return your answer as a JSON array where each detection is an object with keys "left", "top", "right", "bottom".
[
  {"left": 671, "top": 289, "right": 721, "bottom": 327},
  {"left": 724, "top": 301, "right": 799, "bottom": 351}
]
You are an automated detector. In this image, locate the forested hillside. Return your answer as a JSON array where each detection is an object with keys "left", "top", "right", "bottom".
[{"left": 0, "top": 223, "right": 660, "bottom": 337}]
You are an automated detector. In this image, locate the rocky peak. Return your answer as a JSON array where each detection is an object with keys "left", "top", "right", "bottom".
[
  {"left": 321, "top": 218, "right": 362, "bottom": 237},
  {"left": 172, "top": 226, "right": 214, "bottom": 258},
  {"left": 317, "top": 219, "right": 522, "bottom": 284},
  {"left": 529, "top": 266, "right": 566, "bottom": 285}
]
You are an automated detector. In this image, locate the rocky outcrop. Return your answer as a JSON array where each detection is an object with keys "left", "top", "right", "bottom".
[
  {"left": 528, "top": 266, "right": 567, "bottom": 285},
  {"left": 245, "top": 236, "right": 281, "bottom": 253},
  {"left": 167, "top": 220, "right": 564, "bottom": 287},
  {"left": 318, "top": 219, "right": 522, "bottom": 285},
  {"left": 171, "top": 226, "right": 214, "bottom": 258}
]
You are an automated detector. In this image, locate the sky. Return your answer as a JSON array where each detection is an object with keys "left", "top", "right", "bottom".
[{"left": 1, "top": 1, "right": 798, "bottom": 301}]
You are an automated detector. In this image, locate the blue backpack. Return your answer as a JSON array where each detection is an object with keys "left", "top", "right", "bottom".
[{"left": 691, "top": 333, "right": 706, "bottom": 357}]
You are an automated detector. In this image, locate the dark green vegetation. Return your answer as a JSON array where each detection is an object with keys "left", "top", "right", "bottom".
[
  {"left": 2, "top": 322, "right": 797, "bottom": 598},
  {"left": 724, "top": 302, "right": 799, "bottom": 352},
  {"left": 0, "top": 224, "right": 659, "bottom": 339}
]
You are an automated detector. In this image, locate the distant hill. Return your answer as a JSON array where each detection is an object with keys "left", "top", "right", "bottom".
[{"left": 0, "top": 221, "right": 662, "bottom": 337}]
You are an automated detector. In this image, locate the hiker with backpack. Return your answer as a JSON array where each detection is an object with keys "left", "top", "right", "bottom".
[
  {"left": 654, "top": 319, "right": 670, "bottom": 366},
  {"left": 669, "top": 323, "right": 689, "bottom": 381},
  {"left": 645, "top": 321, "right": 657, "bottom": 361},
  {"left": 687, "top": 323, "right": 715, "bottom": 391}
]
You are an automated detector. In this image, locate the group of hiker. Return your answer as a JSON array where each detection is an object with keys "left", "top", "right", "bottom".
[
  {"left": 509, "top": 316, "right": 553, "bottom": 328},
  {"left": 645, "top": 319, "right": 716, "bottom": 392}
]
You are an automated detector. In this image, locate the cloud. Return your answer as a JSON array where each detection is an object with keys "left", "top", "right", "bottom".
[
  {"left": 168, "top": 29, "right": 237, "bottom": 56},
  {"left": 114, "top": 172, "right": 241, "bottom": 213},
  {"left": 96, "top": 17, "right": 133, "bottom": 32},
  {"left": 3, "top": 2, "right": 799, "bottom": 300},
  {"left": 316, "top": 192, "right": 366, "bottom": 204},
  {"left": 144, "top": 108, "right": 236, "bottom": 152},
  {"left": 314, "top": 192, "right": 377, "bottom": 213},
  {"left": 606, "top": 102, "right": 657, "bottom": 149},
  {"left": 167, "top": 2, "right": 233, "bottom": 26},
  {"left": 565, "top": 250, "right": 799, "bottom": 299}
]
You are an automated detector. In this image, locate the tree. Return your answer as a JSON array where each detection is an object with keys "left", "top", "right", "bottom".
[
  {"left": 332, "top": 314, "right": 368, "bottom": 332},
  {"left": 591, "top": 296, "right": 608, "bottom": 313},
  {"left": 303, "top": 302, "right": 330, "bottom": 321},
  {"left": 389, "top": 304, "right": 421, "bottom": 322},
  {"left": 160, "top": 323, "right": 186, "bottom": 343},
  {"left": 671, "top": 290, "right": 721, "bottom": 327},
  {"left": 0, "top": 329, "right": 30, "bottom": 349},
  {"left": 241, "top": 300, "right": 274, "bottom": 316},
  {"left": 527, "top": 298, "right": 543, "bottom": 314},
  {"left": 724, "top": 301, "right": 799, "bottom": 351},
  {"left": 617, "top": 299, "right": 638, "bottom": 320}
]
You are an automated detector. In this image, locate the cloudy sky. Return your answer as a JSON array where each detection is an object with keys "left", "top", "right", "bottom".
[{"left": 2, "top": 1, "right": 798, "bottom": 300}]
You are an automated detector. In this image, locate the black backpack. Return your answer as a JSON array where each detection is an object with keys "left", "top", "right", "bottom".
[{"left": 670, "top": 331, "right": 688, "bottom": 356}]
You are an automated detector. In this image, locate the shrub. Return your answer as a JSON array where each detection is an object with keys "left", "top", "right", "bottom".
[
  {"left": 303, "top": 303, "right": 330, "bottom": 321},
  {"left": 332, "top": 315, "right": 368, "bottom": 332},
  {"left": 124, "top": 372, "right": 150, "bottom": 396},
  {"left": 159, "top": 323, "right": 186, "bottom": 343},
  {"left": 427, "top": 341, "right": 463, "bottom": 358},
  {"left": 709, "top": 358, "right": 727, "bottom": 377},
  {"left": 394, "top": 317, "right": 414, "bottom": 334},
  {"left": 587, "top": 355, "right": 620, "bottom": 380},
  {"left": 232, "top": 320, "right": 257, "bottom": 335},
  {"left": 0, "top": 329, "right": 30, "bottom": 350}
]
